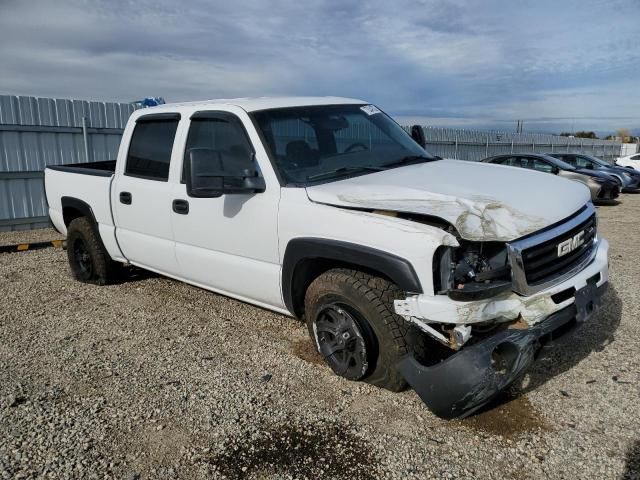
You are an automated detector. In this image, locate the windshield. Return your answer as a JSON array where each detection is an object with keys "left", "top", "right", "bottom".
[{"left": 251, "top": 104, "right": 436, "bottom": 185}]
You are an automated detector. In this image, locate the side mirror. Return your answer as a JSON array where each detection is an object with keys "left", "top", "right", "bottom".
[
  {"left": 551, "top": 166, "right": 560, "bottom": 174},
  {"left": 410, "top": 125, "right": 426, "bottom": 149},
  {"left": 185, "top": 148, "right": 266, "bottom": 198},
  {"left": 585, "top": 163, "right": 594, "bottom": 170}
]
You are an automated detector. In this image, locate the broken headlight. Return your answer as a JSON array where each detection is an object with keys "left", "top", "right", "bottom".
[{"left": 433, "top": 242, "right": 512, "bottom": 301}]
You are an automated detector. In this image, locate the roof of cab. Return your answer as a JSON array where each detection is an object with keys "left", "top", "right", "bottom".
[{"left": 140, "top": 96, "right": 368, "bottom": 113}]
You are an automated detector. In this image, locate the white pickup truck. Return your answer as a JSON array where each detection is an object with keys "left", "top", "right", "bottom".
[{"left": 45, "top": 97, "right": 609, "bottom": 418}]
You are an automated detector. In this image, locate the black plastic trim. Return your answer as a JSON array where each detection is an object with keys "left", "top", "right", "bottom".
[
  {"left": 399, "top": 280, "right": 608, "bottom": 419},
  {"left": 281, "top": 238, "right": 423, "bottom": 314},
  {"left": 122, "top": 172, "right": 169, "bottom": 182},
  {"left": 47, "top": 161, "right": 115, "bottom": 178},
  {"left": 61, "top": 196, "right": 98, "bottom": 227},
  {"left": 136, "top": 113, "right": 181, "bottom": 122},
  {"left": 245, "top": 112, "right": 286, "bottom": 187}
]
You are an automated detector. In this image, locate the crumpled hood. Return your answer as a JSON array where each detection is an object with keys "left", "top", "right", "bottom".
[{"left": 305, "top": 159, "right": 591, "bottom": 242}]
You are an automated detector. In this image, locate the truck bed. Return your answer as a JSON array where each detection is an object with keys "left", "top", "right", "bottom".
[{"left": 44, "top": 160, "right": 124, "bottom": 261}]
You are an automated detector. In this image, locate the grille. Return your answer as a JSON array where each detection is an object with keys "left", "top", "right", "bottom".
[
  {"left": 521, "top": 214, "right": 596, "bottom": 285},
  {"left": 507, "top": 203, "right": 598, "bottom": 295}
]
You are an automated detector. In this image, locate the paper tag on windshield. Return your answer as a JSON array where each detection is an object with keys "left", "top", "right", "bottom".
[{"left": 360, "top": 105, "right": 381, "bottom": 116}]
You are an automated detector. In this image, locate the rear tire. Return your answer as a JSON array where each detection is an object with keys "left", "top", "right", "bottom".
[
  {"left": 66, "top": 217, "right": 118, "bottom": 285},
  {"left": 304, "top": 268, "right": 425, "bottom": 392}
]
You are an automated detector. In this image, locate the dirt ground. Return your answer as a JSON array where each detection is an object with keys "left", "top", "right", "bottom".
[{"left": 0, "top": 195, "right": 639, "bottom": 479}]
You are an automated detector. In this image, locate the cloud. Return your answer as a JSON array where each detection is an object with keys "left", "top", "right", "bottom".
[{"left": 0, "top": 0, "right": 638, "bottom": 132}]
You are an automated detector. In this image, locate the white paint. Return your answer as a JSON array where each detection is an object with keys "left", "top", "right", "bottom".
[
  {"left": 279, "top": 188, "right": 459, "bottom": 298},
  {"left": 617, "top": 153, "right": 640, "bottom": 171},
  {"left": 44, "top": 97, "right": 609, "bottom": 332},
  {"left": 306, "top": 159, "right": 591, "bottom": 242},
  {"left": 111, "top": 173, "right": 179, "bottom": 275},
  {"left": 133, "top": 96, "right": 366, "bottom": 114}
]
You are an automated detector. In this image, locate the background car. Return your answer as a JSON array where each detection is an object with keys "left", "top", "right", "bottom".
[
  {"left": 548, "top": 153, "right": 640, "bottom": 192},
  {"left": 616, "top": 152, "right": 640, "bottom": 171},
  {"left": 481, "top": 153, "right": 620, "bottom": 202}
]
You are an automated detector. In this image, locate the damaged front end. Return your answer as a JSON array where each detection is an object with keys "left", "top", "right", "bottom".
[
  {"left": 396, "top": 240, "right": 514, "bottom": 351},
  {"left": 394, "top": 203, "right": 609, "bottom": 418},
  {"left": 397, "top": 276, "right": 608, "bottom": 419}
]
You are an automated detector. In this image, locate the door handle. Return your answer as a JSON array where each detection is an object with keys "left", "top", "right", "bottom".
[
  {"left": 172, "top": 199, "right": 189, "bottom": 215},
  {"left": 119, "top": 192, "right": 132, "bottom": 205}
]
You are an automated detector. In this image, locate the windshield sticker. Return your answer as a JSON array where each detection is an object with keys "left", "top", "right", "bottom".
[{"left": 360, "top": 105, "right": 381, "bottom": 116}]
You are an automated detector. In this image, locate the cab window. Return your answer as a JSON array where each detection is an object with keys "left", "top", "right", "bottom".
[
  {"left": 125, "top": 117, "right": 179, "bottom": 181},
  {"left": 182, "top": 113, "right": 257, "bottom": 182}
]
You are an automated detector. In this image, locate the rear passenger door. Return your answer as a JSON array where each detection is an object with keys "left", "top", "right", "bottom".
[{"left": 112, "top": 113, "right": 181, "bottom": 274}]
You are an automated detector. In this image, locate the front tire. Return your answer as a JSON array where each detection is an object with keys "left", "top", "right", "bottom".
[
  {"left": 66, "top": 217, "right": 118, "bottom": 285},
  {"left": 304, "top": 268, "right": 424, "bottom": 392}
]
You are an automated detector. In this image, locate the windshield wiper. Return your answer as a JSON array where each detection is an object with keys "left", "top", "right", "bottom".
[
  {"left": 381, "top": 155, "right": 437, "bottom": 169},
  {"left": 306, "top": 165, "right": 384, "bottom": 182}
]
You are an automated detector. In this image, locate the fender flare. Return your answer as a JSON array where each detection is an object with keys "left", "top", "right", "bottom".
[
  {"left": 61, "top": 196, "right": 98, "bottom": 228},
  {"left": 281, "top": 237, "right": 423, "bottom": 316}
]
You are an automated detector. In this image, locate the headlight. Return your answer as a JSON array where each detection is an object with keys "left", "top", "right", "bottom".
[{"left": 433, "top": 242, "right": 512, "bottom": 301}]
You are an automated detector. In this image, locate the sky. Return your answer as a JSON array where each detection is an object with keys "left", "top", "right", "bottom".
[{"left": 1, "top": 0, "right": 638, "bottom": 134}]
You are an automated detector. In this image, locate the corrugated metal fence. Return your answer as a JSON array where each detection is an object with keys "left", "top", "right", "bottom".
[
  {"left": 0, "top": 94, "right": 624, "bottom": 231},
  {"left": 418, "top": 127, "right": 622, "bottom": 162},
  {"left": 0, "top": 95, "right": 137, "bottom": 231}
]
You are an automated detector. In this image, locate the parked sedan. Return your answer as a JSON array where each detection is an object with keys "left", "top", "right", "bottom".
[
  {"left": 481, "top": 153, "right": 620, "bottom": 202},
  {"left": 616, "top": 153, "right": 640, "bottom": 171},
  {"left": 548, "top": 153, "right": 640, "bottom": 192}
]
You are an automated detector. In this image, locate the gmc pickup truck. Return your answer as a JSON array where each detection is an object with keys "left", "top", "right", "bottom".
[{"left": 45, "top": 97, "right": 609, "bottom": 418}]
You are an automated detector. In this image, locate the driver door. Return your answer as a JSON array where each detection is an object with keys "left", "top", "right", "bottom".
[{"left": 170, "top": 110, "right": 283, "bottom": 309}]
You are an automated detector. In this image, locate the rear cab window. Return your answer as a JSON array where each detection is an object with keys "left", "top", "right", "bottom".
[{"left": 125, "top": 114, "right": 180, "bottom": 181}]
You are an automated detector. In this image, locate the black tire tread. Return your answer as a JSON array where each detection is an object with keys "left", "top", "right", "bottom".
[
  {"left": 305, "top": 268, "right": 426, "bottom": 392},
  {"left": 66, "top": 217, "right": 118, "bottom": 285}
]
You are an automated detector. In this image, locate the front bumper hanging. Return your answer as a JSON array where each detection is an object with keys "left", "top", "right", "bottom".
[{"left": 398, "top": 280, "right": 608, "bottom": 419}]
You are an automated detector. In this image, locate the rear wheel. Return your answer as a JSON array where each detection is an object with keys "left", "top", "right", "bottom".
[
  {"left": 304, "top": 268, "right": 425, "bottom": 391},
  {"left": 66, "top": 217, "right": 119, "bottom": 285}
]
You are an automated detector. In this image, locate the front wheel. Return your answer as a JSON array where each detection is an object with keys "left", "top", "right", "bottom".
[
  {"left": 304, "top": 268, "right": 425, "bottom": 391},
  {"left": 66, "top": 217, "right": 119, "bottom": 285}
]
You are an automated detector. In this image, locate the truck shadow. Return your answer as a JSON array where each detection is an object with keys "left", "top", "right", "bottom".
[
  {"left": 623, "top": 440, "right": 640, "bottom": 480},
  {"left": 519, "top": 284, "right": 622, "bottom": 394},
  {"left": 113, "top": 265, "right": 159, "bottom": 285}
]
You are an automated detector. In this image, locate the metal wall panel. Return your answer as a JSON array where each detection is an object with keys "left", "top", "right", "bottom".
[{"left": 0, "top": 95, "right": 138, "bottom": 231}]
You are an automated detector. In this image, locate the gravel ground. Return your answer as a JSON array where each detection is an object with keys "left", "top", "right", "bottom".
[{"left": 1, "top": 196, "right": 639, "bottom": 479}]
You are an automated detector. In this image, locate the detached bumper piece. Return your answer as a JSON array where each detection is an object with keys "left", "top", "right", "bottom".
[{"left": 398, "top": 281, "right": 608, "bottom": 419}]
